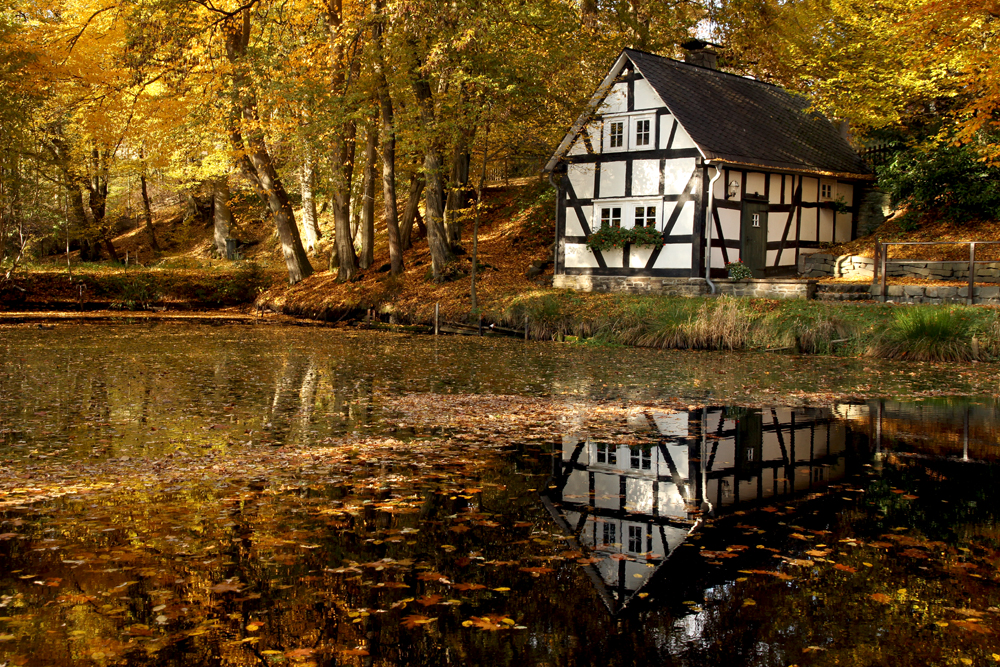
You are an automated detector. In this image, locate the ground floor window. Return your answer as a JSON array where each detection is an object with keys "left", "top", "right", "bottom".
[{"left": 594, "top": 199, "right": 663, "bottom": 230}]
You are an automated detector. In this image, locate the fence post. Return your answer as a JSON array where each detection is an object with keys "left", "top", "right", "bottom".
[
  {"left": 969, "top": 242, "right": 976, "bottom": 306},
  {"left": 872, "top": 241, "right": 879, "bottom": 290},
  {"left": 880, "top": 243, "right": 888, "bottom": 303},
  {"left": 434, "top": 303, "right": 439, "bottom": 336},
  {"left": 524, "top": 316, "right": 529, "bottom": 341}
]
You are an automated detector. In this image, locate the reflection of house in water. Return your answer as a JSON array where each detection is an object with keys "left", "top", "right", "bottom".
[{"left": 542, "top": 406, "right": 849, "bottom": 613}]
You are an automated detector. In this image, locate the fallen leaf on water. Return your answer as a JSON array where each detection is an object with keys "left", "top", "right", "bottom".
[
  {"left": 340, "top": 648, "right": 369, "bottom": 656},
  {"left": 400, "top": 614, "right": 437, "bottom": 629},
  {"left": 870, "top": 593, "right": 891, "bottom": 604},
  {"left": 416, "top": 595, "right": 443, "bottom": 607},
  {"left": 452, "top": 583, "right": 486, "bottom": 591},
  {"left": 210, "top": 582, "right": 242, "bottom": 594},
  {"left": 519, "top": 567, "right": 553, "bottom": 575},
  {"left": 833, "top": 564, "right": 857, "bottom": 573}
]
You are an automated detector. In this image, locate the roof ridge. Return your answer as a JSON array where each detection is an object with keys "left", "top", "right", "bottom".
[{"left": 622, "top": 47, "right": 789, "bottom": 93}]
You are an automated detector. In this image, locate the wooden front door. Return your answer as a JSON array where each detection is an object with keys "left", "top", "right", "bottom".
[{"left": 740, "top": 200, "right": 769, "bottom": 278}]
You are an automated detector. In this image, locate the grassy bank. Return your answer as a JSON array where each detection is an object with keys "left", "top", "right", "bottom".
[
  {"left": 490, "top": 292, "right": 1000, "bottom": 360},
  {"left": 0, "top": 262, "right": 279, "bottom": 311}
]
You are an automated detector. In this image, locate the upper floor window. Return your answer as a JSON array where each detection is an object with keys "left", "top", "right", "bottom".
[
  {"left": 627, "top": 525, "right": 643, "bottom": 553},
  {"left": 629, "top": 446, "right": 652, "bottom": 470},
  {"left": 596, "top": 442, "right": 617, "bottom": 464},
  {"left": 600, "top": 207, "right": 622, "bottom": 229},
  {"left": 635, "top": 119, "right": 650, "bottom": 147},
  {"left": 609, "top": 121, "right": 624, "bottom": 149},
  {"left": 820, "top": 182, "right": 834, "bottom": 200}
]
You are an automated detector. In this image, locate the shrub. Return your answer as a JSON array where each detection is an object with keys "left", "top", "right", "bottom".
[
  {"left": 868, "top": 306, "right": 975, "bottom": 361},
  {"left": 878, "top": 142, "right": 1000, "bottom": 224}
]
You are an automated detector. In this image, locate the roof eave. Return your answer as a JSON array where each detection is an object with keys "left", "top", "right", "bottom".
[
  {"left": 543, "top": 51, "right": 632, "bottom": 174},
  {"left": 705, "top": 157, "right": 874, "bottom": 181}
]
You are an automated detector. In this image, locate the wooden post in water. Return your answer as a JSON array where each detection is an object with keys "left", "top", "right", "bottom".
[
  {"left": 434, "top": 303, "right": 439, "bottom": 336},
  {"left": 880, "top": 243, "right": 888, "bottom": 303},
  {"left": 524, "top": 316, "right": 529, "bottom": 341},
  {"left": 478, "top": 317, "right": 483, "bottom": 336},
  {"left": 968, "top": 242, "right": 976, "bottom": 306}
]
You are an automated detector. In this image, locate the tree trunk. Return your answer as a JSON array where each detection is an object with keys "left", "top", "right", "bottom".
[
  {"left": 225, "top": 9, "right": 312, "bottom": 284},
  {"left": 300, "top": 151, "right": 320, "bottom": 252},
  {"left": 213, "top": 180, "right": 234, "bottom": 256},
  {"left": 444, "top": 143, "right": 471, "bottom": 248},
  {"left": 359, "top": 121, "right": 378, "bottom": 270},
  {"left": 140, "top": 172, "right": 159, "bottom": 251},
  {"left": 331, "top": 121, "right": 358, "bottom": 280},
  {"left": 374, "top": 43, "right": 402, "bottom": 275},
  {"left": 399, "top": 173, "right": 423, "bottom": 251},
  {"left": 408, "top": 47, "right": 454, "bottom": 281}
]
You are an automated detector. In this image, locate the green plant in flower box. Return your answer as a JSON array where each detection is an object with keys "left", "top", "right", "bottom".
[{"left": 586, "top": 225, "right": 664, "bottom": 252}]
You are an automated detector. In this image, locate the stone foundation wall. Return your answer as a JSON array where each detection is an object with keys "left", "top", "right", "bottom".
[
  {"left": 874, "top": 284, "right": 1000, "bottom": 305},
  {"left": 552, "top": 274, "right": 816, "bottom": 300},
  {"left": 799, "top": 252, "right": 1000, "bottom": 281}
]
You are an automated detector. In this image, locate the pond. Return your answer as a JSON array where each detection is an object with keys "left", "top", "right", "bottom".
[{"left": 1, "top": 324, "right": 1000, "bottom": 666}]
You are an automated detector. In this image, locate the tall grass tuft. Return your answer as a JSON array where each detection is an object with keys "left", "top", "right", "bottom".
[{"left": 868, "top": 307, "right": 975, "bottom": 361}]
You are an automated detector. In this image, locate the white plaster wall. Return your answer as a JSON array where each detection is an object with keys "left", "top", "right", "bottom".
[
  {"left": 568, "top": 164, "right": 595, "bottom": 199},
  {"left": 799, "top": 208, "right": 817, "bottom": 241},
  {"left": 633, "top": 78, "right": 663, "bottom": 110},
  {"left": 671, "top": 121, "right": 698, "bottom": 150},
  {"left": 819, "top": 208, "right": 835, "bottom": 243},
  {"left": 710, "top": 246, "right": 727, "bottom": 270},
  {"left": 671, "top": 200, "right": 694, "bottom": 235},
  {"left": 567, "top": 138, "right": 586, "bottom": 156},
  {"left": 664, "top": 158, "right": 696, "bottom": 195},
  {"left": 586, "top": 121, "right": 602, "bottom": 154},
  {"left": 769, "top": 174, "right": 783, "bottom": 204},
  {"left": 599, "top": 162, "right": 626, "bottom": 198},
  {"left": 564, "top": 243, "right": 600, "bottom": 268},
  {"left": 835, "top": 212, "right": 852, "bottom": 242},
  {"left": 599, "top": 82, "right": 628, "bottom": 114},
  {"left": 801, "top": 177, "right": 819, "bottom": 202},
  {"left": 632, "top": 159, "right": 660, "bottom": 196},
  {"left": 652, "top": 243, "right": 691, "bottom": 269},
  {"left": 745, "top": 172, "right": 767, "bottom": 198},
  {"left": 786, "top": 177, "right": 795, "bottom": 203},
  {"left": 836, "top": 182, "right": 854, "bottom": 205},
  {"left": 718, "top": 208, "right": 740, "bottom": 241},
  {"left": 565, "top": 205, "right": 592, "bottom": 236},
  {"left": 767, "top": 213, "right": 784, "bottom": 242},
  {"left": 658, "top": 116, "right": 673, "bottom": 149},
  {"left": 630, "top": 245, "right": 654, "bottom": 268},
  {"left": 766, "top": 249, "right": 779, "bottom": 265},
  {"left": 602, "top": 247, "right": 624, "bottom": 268},
  {"left": 779, "top": 248, "right": 796, "bottom": 266}
]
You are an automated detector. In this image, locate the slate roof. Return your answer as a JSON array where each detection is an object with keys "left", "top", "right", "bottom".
[{"left": 549, "top": 49, "right": 870, "bottom": 178}]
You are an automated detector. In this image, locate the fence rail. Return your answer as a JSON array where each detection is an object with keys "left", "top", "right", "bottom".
[
  {"left": 483, "top": 156, "right": 547, "bottom": 185},
  {"left": 874, "top": 241, "right": 1000, "bottom": 305}
]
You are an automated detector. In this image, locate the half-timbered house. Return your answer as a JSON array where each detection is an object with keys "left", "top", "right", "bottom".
[{"left": 544, "top": 45, "right": 873, "bottom": 291}]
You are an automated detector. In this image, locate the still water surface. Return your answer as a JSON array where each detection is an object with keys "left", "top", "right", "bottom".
[{"left": 2, "top": 325, "right": 1000, "bottom": 666}]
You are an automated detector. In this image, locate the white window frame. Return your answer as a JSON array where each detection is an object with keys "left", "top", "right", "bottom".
[
  {"left": 629, "top": 114, "right": 656, "bottom": 151},
  {"left": 603, "top": 119, "right": 626, "bottom": 153},
  {"left": 820, "top": 180, "right": 835, "bottom": 201},
  {"left": 593, "top": 198, "right": 664, "bottom": 231}
]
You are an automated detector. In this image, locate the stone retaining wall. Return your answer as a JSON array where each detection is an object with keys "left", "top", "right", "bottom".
[
  {"left": 552, "top": 274, "right": 816, "bottom": 300},
  {"left": 874, "top": 284, "right": 1000, "bottom": 305},
  {"left": 799, "top": 252, "right": 1000, "bottom": 281}
]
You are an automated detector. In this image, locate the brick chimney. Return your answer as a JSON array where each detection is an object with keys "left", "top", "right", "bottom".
[{"left": 680, "top": 39, "right": 721, "bottom": 70}]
